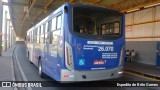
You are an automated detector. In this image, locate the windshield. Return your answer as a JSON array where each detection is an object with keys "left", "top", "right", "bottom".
[{"left": 73, "top": 6, "right": 123, "bottom": 39}]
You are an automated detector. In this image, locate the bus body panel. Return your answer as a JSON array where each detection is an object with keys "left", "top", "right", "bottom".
[
  {"left": 64, "top": 4, "right": 125, "bottom": 70},
  {"left": 41, "top": 5, "right": 67, "bottom": 81},
  {"left": 60, "top": 66, "right": 123, "bottom": 81},
  {"left": 64, "top": 31, "right": 125, "bottom": 70},
  {"left": 26, "top": 3, "right": 125, "bottom": 82}
]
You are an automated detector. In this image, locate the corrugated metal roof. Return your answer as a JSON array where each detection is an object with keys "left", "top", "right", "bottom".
[{"left": 4, "top": 0, "right": 160, "bottom": 38}]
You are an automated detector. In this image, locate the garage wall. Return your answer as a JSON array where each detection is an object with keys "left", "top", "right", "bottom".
[
  {"left": 126, "top": 5, "right": 160, "bottom": 41},
  {"left": 126, "top": 41, "right": 157, "bottom": 65},
  {"left": 125, "top": 5, "right": 160, "bottom": 65}
]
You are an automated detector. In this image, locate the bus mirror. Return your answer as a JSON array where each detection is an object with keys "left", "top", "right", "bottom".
[{"left": 64, "top": 6, "right": 68, "bottom": 13}]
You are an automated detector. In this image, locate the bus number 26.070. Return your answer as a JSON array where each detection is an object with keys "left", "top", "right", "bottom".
[{"left": 98, "top": 46, "right": 114, "bottom": 52}]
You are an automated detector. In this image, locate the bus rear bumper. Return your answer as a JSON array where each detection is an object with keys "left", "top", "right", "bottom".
[{"left": 60, "top": 67, "right": 123, "bottom": 82}]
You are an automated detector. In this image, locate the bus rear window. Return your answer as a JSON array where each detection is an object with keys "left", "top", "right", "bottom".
[
  {"left": 73, "top": 7, "right": 122, "bottom": 37},
  {"left": 101, "top": 21, "right": 120, "bottom": 35}
]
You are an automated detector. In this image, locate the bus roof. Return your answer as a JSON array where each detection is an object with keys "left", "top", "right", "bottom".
[{"left": 27, "top": 2, "right": 123, "bottom": 32}]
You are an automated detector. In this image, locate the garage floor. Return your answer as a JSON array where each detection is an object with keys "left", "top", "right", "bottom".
[{"left": 124, "top": 62, "right": 160, "bottom": 78}]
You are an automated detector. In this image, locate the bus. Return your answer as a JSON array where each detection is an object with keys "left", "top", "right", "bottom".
[{"left": 26, "top": 3, "right": 125, "bottom": 82}]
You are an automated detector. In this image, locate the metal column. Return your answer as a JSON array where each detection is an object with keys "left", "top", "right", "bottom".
[
  {"left": 13, "top": 34, "right": 16, "bottom": 44},
  {"left": 8, "top": 23, "right": 11, "bottom": 48},
  {"left": 12, "top": 30, "right": 14, "bottom": 46},
  {"left": 10, "top": 26, "right": 12, "bottom": 47},
  {"left": 7, "top": 20, "right": 10, "bottom": 48},
  {"left": 12, "top": 30, "right": 15, "bottom": 45},
  {"left": 10, "top": 29, "right": 12, "bottom": 46},
  {"left": 11, "top": 30, "right": 13, "bottom": 46},
  {"left": 0, "top": 3, "right": 3, "bottom": 56},
  {"left": 4, "top": 11, "right": 7, "bottom": 51}
]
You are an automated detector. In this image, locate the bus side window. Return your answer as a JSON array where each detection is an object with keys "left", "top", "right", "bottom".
[
  {"left": 50, "top": 17, "right": 57, "bottom": 44},
  {"left": 45, "top": 22, "right": 48, "bottom": 44},
  {"left": 44, "top": 21, "right": 51, "bottom": 44},
  {"left": 42, "top": 24, "right": 45, "bottom": 44},
  {"left": 51, "top": 14, "right": 61, "bottom": 45},
  {"left": 37, "top": 27, "right": 40, "bottom": 44},
  {"left": 52, "top": 30, "right": 60, "bottom": 45},
  {"left": 57, "top": 15, "right": 62, "bottom": 29},
  {"left": 52, "top": 17, "right": 56, "bottom": 31},
  {"left": 34, "top": 28, "right": 37, "bottom": 44},
  {"left": 48, "top": 20, "right": 51, "bottom": 44}
]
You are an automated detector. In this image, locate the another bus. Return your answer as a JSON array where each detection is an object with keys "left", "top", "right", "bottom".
[{"left": 26, "top": 3, "right": 125, "bottom": 82}]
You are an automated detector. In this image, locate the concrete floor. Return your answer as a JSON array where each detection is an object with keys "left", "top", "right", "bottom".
[
  {"left": 0, "top": 44, "right": 158, "bottom": 90},
  {"left": 11, "top": 44, "right": 159, "bottom": 90}
]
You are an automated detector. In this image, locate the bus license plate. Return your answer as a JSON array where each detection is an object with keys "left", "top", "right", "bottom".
[{"left": 93, "top": 60, "right": 105, "bottom": 65}]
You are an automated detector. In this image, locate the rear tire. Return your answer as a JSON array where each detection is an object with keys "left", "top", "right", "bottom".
[
  {"left": 27, "top": 51, "right": 33, "bottom": 64},
  {"left": 38, "top": 60, "right": 44, "bottom": 78},
  {"left": 27, "top": 51, "right": 29, "bottom": 58}
]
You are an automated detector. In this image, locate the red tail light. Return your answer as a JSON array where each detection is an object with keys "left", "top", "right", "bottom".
[{"left": 66, "top": 47, "right": 71, "bottom": 66}]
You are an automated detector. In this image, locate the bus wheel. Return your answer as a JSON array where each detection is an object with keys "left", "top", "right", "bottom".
[
  {"left": 38, "top": 60, "right": 44, "bottom": 78},
  {"left": 27, "top": 51, "right": 29, "bottom": 58},
  {"left": 29, "top": 59, "right": 33, "bottom": 64},
  {"left": 28, "top": 52, "right": 33, "bottom": 64}
]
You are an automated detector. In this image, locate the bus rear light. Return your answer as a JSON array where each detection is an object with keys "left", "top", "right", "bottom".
[
  {"left": 66, "top": 47, "right": 71, "bottom": 66},
  {"left": 65, "top": 42, "right": 74, "bottom": 70},
  {"left": 64, "top": 75, "right": 69, "bottom": 78},
  {"left": 64, "top": 75, "right": 74, "bottom": 78},
  {"left": 119, "top": 46, "right": 125, "bottom": 66}
]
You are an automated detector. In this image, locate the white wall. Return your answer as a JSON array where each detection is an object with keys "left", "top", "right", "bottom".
[
  {"left": 125, "top": 5, "right": 160, "bottom": 41},
  {"left": 125, "top": 6, "right": 160, "bottom": 65}
]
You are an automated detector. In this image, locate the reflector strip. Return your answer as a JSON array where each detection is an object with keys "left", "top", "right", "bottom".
[{"left": 66, "top": 47, "right": 71, "bottom": 66}]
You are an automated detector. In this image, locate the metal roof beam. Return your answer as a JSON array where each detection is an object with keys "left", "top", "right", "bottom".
[
  {"left": 22, "top": 0, "right": 36, "bottom": 23},
  {"left": 70, "top": 0, "right": 75, "bottom": 3},
  {"left": 109, "top": 0, "right": 126, "bottom": 8},
  {"left": 1, "top": 1, "right": 44, "bottom": 9},
  {"left": 1, "top": 1, "right": 27, "bottom": 6},
  {"left": 120, "top": 0, "right": 160, "bottom": 12},
  {"left": 31, "top": 0, "right": 54, "bottom": 26},
  {"left": 91, "top": 0, "right": 102, "bottom": 4},
  {"left": 21, "top": 0, "right": 36, "bottom": 35}
]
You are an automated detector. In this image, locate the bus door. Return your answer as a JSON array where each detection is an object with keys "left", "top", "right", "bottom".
[
  {"left": 43, "top": 21, "right": 50, "bottom": 74},
  {"left": 47, "top": 14, "right": 62, "bottom": 78},
  {"left": 31, "top": 30, "right": 35, "bottom": 63},
  {"left": 156, "top": 42, "right": 160, "bottom": 66},
  {"left": 44, "top": 36, "right": 49, "bottom": 74},
  {"left": 48, "top": 30, "right": 61, "bottom": 78}
]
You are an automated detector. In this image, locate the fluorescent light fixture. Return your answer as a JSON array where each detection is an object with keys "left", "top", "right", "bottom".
[
  {"left": 118, "top": 71, "right": 123, "bottom": 74},
  {"left": 144, "top": 3, "right": 160, "bottom": 8},
  {"left": 2, "top": 0, "right": 8, "bottom": 3},
  {"left": 127, "top": 8, "right": 140, "bottom": 13}
]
